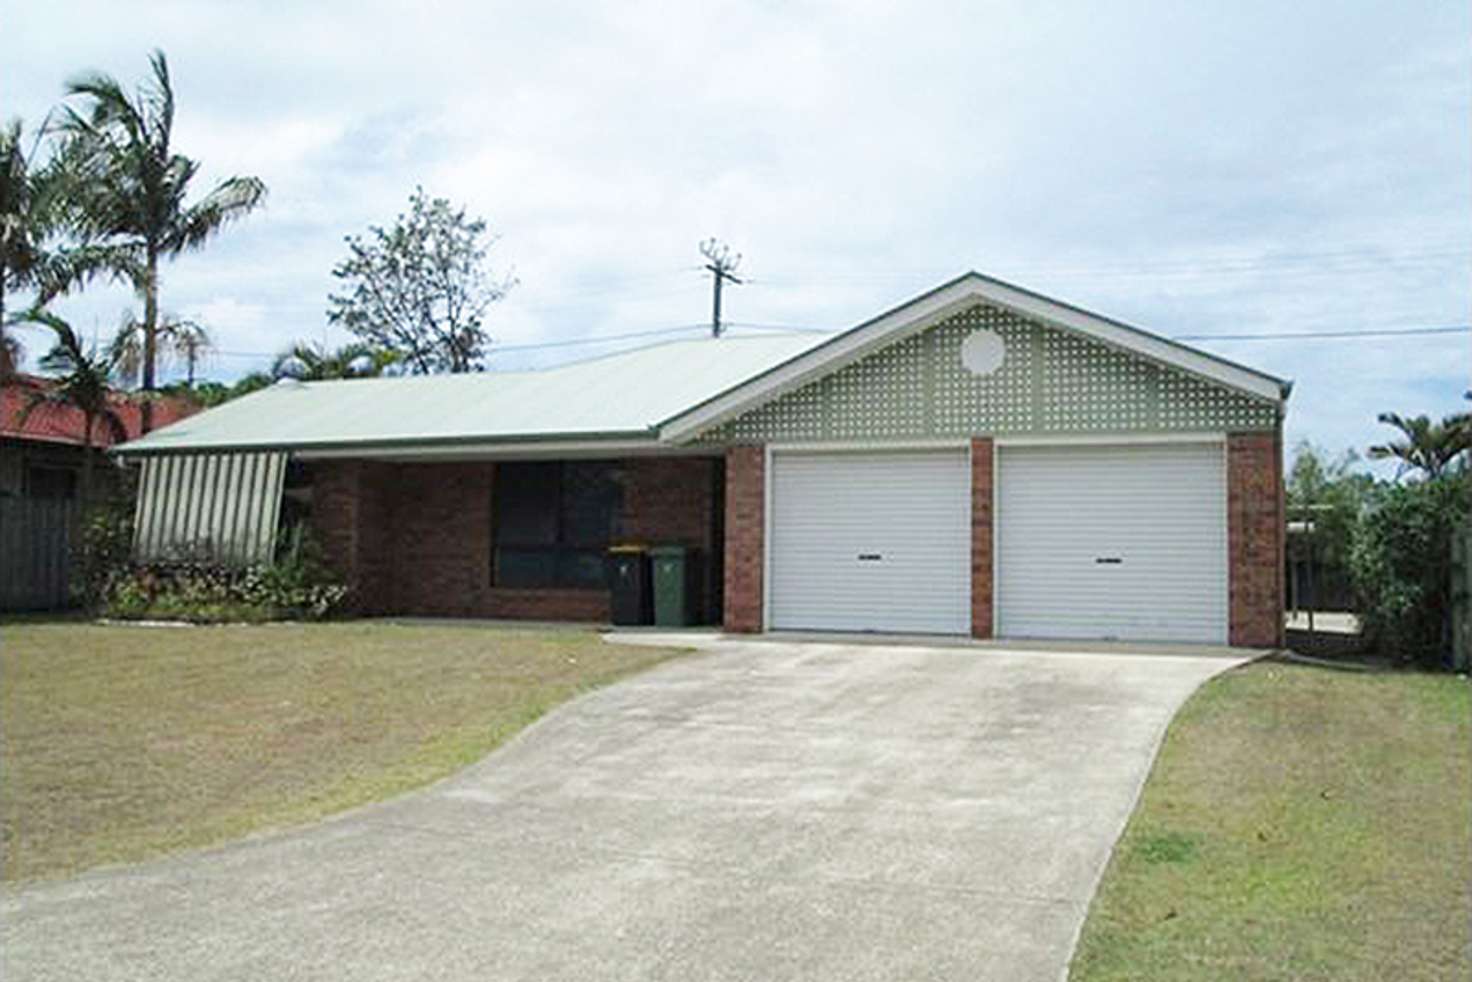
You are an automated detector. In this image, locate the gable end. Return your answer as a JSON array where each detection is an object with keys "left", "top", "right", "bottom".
[{"left": 691, "top": 304, "right": 1277, "bottom": 445}]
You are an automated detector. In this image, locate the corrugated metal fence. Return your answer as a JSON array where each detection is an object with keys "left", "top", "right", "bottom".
[
  {"left": 0, "top": 498, "right": 78, "bottom": 611},
  {"left": 133, "top": 452, "right": 286, "bottom": 564}
]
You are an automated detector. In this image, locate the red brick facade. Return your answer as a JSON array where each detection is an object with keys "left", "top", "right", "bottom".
[
  {"left": 1227, "top": 430, "right": 1285, "bottom": 647},
  {"left": 970, "top": 437, "right": 994, "bottom": 639},
  {"left": 310, "top": 460, "right": 396, "bottom": 612},
  {"left": 312, "top": 456, "right": 720, "bottom": 622},
  {"left": 722, "top": 445, "right": 765, "bottom": 633},
  {"left": 314, "top": 432, "right": 1283, "bottom": 645}
]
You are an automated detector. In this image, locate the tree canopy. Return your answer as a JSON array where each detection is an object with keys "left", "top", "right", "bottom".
[
  {"left": 1368, "top": 410, "right": 1470, "bottom": 480},
  {"left": 327, "top": 187, "right": 514, "bottom": 374},
  {"left": 270, "top": 341, "right": 399, "bottom": 381}
]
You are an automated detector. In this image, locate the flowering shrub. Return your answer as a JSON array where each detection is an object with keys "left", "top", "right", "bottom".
[
  {"left": 72, "top": 502, "right": 136, "bottom": 608},
  {"left": 99, "top": 527, "right": 349, "bottom": 623}
]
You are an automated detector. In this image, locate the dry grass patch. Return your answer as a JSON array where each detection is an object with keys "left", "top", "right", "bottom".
[
  {"left": 1070, "top": 660, "right": 1471, "bottom": 982},
  {"left": 0, "top": 620, "right": 683, "bottom": 882}
]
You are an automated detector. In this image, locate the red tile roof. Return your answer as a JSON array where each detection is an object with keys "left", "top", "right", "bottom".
[{"left": 0, "top": 375, "right": 199, "bottom": 448}]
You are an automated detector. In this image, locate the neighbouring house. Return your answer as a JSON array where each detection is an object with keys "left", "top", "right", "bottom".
[
  {"left": 1, "top": 374, "right": 197, "bottom": 502},
  {"left": 1, "top": 375, "right": 198, "bottom": 611},
  {"left": 113, "top": 272, "right": 1290, "bottom": 645}
]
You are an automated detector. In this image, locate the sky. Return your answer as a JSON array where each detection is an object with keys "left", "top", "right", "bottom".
[{"left": 5, "top": 0, "right": 1469, "bottom": 465}]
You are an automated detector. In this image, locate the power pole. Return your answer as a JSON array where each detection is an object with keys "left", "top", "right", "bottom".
[{"left": 700, "top": 239, "right": 743, "bottom": 337}]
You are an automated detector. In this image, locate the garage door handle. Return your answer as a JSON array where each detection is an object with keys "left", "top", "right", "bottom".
[
  {"left": 1095, "top": 557, "right": 1123, "bottom": 564},
  {"left": 857, "top": 553, "right": 882, "bottom": 561}
]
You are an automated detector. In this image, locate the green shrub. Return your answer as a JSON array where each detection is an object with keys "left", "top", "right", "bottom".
[
  {"left": 72, "top": 502, "right": 136, "bottom": 607},
  {"left": 1350, "top": 475, "right": 1468, "bottom": 668},
  {"left": 99, "top": 526, "right": 348, "bottom": 623}
]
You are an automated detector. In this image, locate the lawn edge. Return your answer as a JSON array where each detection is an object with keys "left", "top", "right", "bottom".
[{"left": 1059, "top": 649, "right": 1275, "bottom": 982}]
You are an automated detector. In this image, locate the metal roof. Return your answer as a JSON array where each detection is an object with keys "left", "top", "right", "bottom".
[{"left": 116, "top": 332, "right": 831, "bottom": 455}]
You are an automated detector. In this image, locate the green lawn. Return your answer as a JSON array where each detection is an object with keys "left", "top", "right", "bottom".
[
  {"left": 1070, "top": 660, "right": 1471, "bottom": 981},
  {"left": 0, "top": 620, "right": 683, "bottom": 883}
]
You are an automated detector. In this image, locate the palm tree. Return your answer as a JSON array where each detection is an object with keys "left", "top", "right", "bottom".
[
  {"left": 115, "top": 311, "right": 212, "bottom": 386},
  {"left": 53, "top": 50, "right": 265, "bottom": 425},
  {"left": 1368, "top": 411, "right": 1472, "bottom": 480},
  {"left": 271, "top": 341, "right": 399, "bottom": 381},
  {"left": 1, "top": 117, "right": 66, "bottom": 376},
  {"left": 8, "top": 308, "right": 128, "bottom": 502},
  {"left": 168, "top": 317, "right": 210, "bottom": 384}
]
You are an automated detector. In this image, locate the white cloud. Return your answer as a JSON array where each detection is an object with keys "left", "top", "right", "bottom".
[{"left": 4, "top": 0, "right": 1467, "bottom": 458}]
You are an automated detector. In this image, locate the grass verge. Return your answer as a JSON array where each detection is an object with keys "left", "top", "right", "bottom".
[
  {"left": 0, "top": 620, "right": 683, "bottom": 883},
  {"left": 1070, "top": 659, "right": 1471, "bottom": 981}
]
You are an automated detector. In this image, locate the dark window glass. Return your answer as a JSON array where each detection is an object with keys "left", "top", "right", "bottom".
[
  {"left": 495, "top": 462, "right": 560, "bottom": 546},
  {"left": 494, "top": 547, "right": 559, "bottom": 589},
  {"left": 558, "top": 549, "right": 610, "bottom": 589},
  {"left": 561, "top": 461, "right": 619, "bottom": 547},
  {"left": 493, "top": 462, "right": 620, "bottom": 588}
]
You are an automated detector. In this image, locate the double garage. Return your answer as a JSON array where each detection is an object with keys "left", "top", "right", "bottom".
[{"left": 766, "top": 441, "right": 1229, "bottom": 643}]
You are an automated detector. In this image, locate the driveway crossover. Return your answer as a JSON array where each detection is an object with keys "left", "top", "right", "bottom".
[{"left": 1, "top": 638, "right": 1248, "bottom": 981}]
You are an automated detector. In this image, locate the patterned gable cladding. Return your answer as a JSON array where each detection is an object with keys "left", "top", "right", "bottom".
[{"left": 696, "top": 304, "right": 1275, "bottom": 444}]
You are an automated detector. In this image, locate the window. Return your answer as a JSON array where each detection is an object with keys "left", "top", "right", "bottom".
[{"left": 492, "top": 461, "right": 621, "bottom": 589}]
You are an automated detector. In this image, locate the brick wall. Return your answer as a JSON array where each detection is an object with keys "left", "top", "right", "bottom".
[
  {"left": 970, "top": 437, "right": 994, "bottom": 639},
  {"left": 312, "top": 456, "right": 718, "bottom": 623},
  {"left": 311, "top": 460, "right": 394, "bottom": 613},
  {"left": 390, "top": 462, "right": 495, "bottom": 616},
  {"left": 1228, "top": 430, "right": 1285, "bottom": 647},
  {"left": 618, "top": 456, "right": 720, "bottom": 622},
  {"left": 722, "top": 445, "right": 765, "bottom": 633}
]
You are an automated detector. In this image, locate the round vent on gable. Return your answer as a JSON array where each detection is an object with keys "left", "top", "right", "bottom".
[{"left": 960, "top": 329, "right": 1006, "bottom": 376}]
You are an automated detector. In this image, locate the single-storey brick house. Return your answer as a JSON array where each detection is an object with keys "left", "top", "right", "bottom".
[{"left": 117, "top": 273, "right": 1290, "bottom": 646}]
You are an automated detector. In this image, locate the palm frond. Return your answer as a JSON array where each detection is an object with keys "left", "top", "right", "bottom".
[
  {"left": 110, "top": 313, "right": 144, "bottom": 386},
  {"left": 98, "top": 406, "right": 131, "bottom": 444},
  {"left": 173, "top": 176, "right": 267, "bottom": 251},
  {"left": 13, "top": 387, "right": 66, "bottom": 430},
  {"left": 271, "top": 342, "right": 321, "bottom": 380},
  {"left": 1370, "top": 408, "right": 1470, "bottom": 479},
  {"left": 38, "top": 242, "right": 146, "bottom": 298},
  {"left": 11, "top": 307, "right": 80, "bottom": 348},
  {"left": 62, "top": 71, "right": 146, "bottom": 145}
]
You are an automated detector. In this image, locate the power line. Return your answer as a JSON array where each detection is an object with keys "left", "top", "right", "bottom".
[
  {"left": 97, "top": 321, "right": 1472, "bottom": 365},
  {"left": 724, "top": 321, "right": 833, "bottom": 334},
  {"left": 1173, "top": 325, "right": 1470, "bottom": 341},
  {"left": 755, "top": 245, "right": 1472, "bottom": 287},
  {"left": 199, "top": 322, "right": 728, "bottom": 360},
  {"left": 491, "top": 323, "right": 710, "bottom": 353}
]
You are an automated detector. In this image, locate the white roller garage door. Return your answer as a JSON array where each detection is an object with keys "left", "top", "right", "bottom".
[
  {"left": 769, "top": 450, "right": 970, "bottom": 634},
  {"left": 996, "top": 442, "right": 1228, "bottom": 643}
]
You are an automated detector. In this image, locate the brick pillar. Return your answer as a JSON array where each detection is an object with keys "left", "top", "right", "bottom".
[
  {"left": 723, "top": 445, "right": 765, "bottom": 633},
  {"left": 971, "top": 437, "right": 994, "bottom": 638},
  {"left": 1228, "top": 430, "right": 1284, "bottom": 647}
]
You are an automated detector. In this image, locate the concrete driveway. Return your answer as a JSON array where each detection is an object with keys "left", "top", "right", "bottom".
[{"left": 2, "top": 637, "right": 1251, "bottom": 981}]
